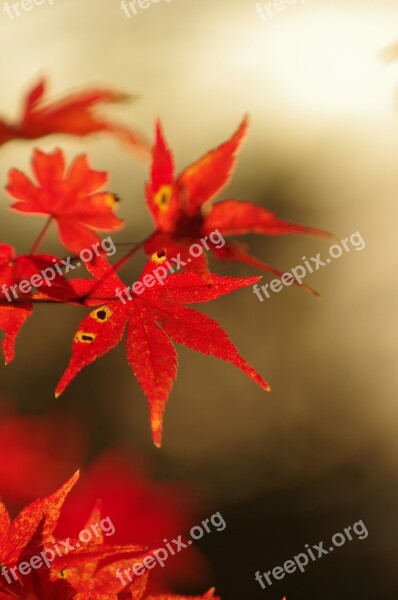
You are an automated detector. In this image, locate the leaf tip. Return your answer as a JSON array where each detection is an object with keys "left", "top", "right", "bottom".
[
  {"left": 149, "top": 408, "right": 165, "bottom": 448},
  {"left": 4, "top": 352, "right": 13, "bottom": 366},
  {"left": 110, "top": 91, "right": 131, "bottom": 103}
]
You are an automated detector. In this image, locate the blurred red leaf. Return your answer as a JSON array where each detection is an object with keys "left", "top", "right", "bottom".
[
  {"left": 0, "top": 411, "right": 87, "bottom": 505},
  {"left": 0, "top": 78, "right": 150, "bottom": 158}
]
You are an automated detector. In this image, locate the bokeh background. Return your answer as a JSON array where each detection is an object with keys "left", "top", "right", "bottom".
[{"left": 0, "top": 0, "right": 397, "bottom": 598}]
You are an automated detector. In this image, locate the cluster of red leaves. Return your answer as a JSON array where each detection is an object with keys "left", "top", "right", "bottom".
[
  {"left": 56, "top": 449, "right": 209, "bottom": 595},
  {"left": 0, "top": 472, "right": 218, "bottom": 600},
  {"left": 0, "top": 406, "right": 210, "bottom": 594},
  {"left": 0, "top": 77, "right": 330, "bottom": 447}
]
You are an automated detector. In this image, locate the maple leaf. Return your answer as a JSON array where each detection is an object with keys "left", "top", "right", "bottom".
[
  {"left": 6, "top": 148, "right": 124, "bottom": 254},
  {"left": 0, "top": 78, "right": 149, "bottom": 157},
  {"left": 0, "top": 479, "right": 149, "bottom": 600},
  {"left": 144, "top": 117, "right": 332, "bottom": 294},
  {"left": 0, "top": 471, "right": 219, "bottom": 600},
  {"left": 0, "top": 243, "right": 74, "bottom": 364},
  {"left": 47, "top": 505, "right": 149, "bottom": 597},
  {"left": 55, "top": 256, "right": 269, "bottom": 447},
  {"left": 57, "top": 449, "right": 207, "bottom": 594},
  {"left": 0, "top": 471, "right": 79, "bottom": 569},
  {"left": 0, "top": 437, "right": 205, "bottom": 594}
]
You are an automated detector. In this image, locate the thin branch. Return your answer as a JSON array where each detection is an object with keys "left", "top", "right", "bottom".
[
  {"left": 77, "top": 231, "right": 156, "bottom": 302},
  {"left": 29, "top": 217, "right": 53, "bottom": 254},
  {"left": 1, "top": 231, "right": 159, "bottom": 307}
]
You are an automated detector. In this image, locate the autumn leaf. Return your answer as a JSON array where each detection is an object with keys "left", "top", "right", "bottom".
[
  {"left": 0, "top": 476, "right": 146, "bottom": 596},
  {"left": 0, "top": 477, "right": 156, "bottom": 600},
  {"left": 47, "top": 508, "right": 148, "bottom": 597},
  {"left": 0, "top": 420, "right": 81, "bottom": 600},
  {"left": 6, "top": 148, "right": 124, "bottom": 254},
  {"left": 0, "top": 78, "right": 150, "bottom": 157},
  {"left": 0, "top": 243, "right": 74, "bottom": 364},
  {"left": 0, "top": 473, "right": 219, "bottom": 600},
  {"left": 144, "top": 117, "right": 332, "bottom": 294},
  {"left": 0, "top": 471, "right": 79, "bottom": 568},
  {"left": 55, "top": 255, "right": 269, "bottom": 447},
  {"left": 56, "top": 449, "right": 207, "bottom": 594},
  {"left": 0, "top": 439, "right": 202, "bottom": 592}
]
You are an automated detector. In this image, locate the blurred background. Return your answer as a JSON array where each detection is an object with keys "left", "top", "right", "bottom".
[{"left": 0, "top": 0, "right": 397, "bottom": 597}]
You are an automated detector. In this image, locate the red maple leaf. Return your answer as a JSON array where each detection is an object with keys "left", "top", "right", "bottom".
[
  {"left": 47, "top": 504, "right": 149, "bottom": 597},
  {"left": 52, "top": 502, "right": 145, "bottom": 589},
  {"left": 0, "top": 473, "right": 219, "bottom": 600},
  {"left": 144, "top": 117, "right": 332, "bottom": 293},
  {"left": 0, "top": 243, "right": 74, "bottom": 364},
  {"left": 6, "top": 148, "right": 124, "bottom": 254},
  {"left": 55, "top": 256, "right": 269, "bottom": 447},
  {"left": 57, "top": 449, "right": 208, "bottom": 595},
  {"left": 0, "top": 431, "right": 205, "bottom": 594},
  {"left": 0, "top": 471, "right": 79, "bottom": 569},
  {"left": 0, "top": 477, "right": 150, "bottom": 600},
  {"left": 0, "top": 78, "right": 149, "bottom": 157}
]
